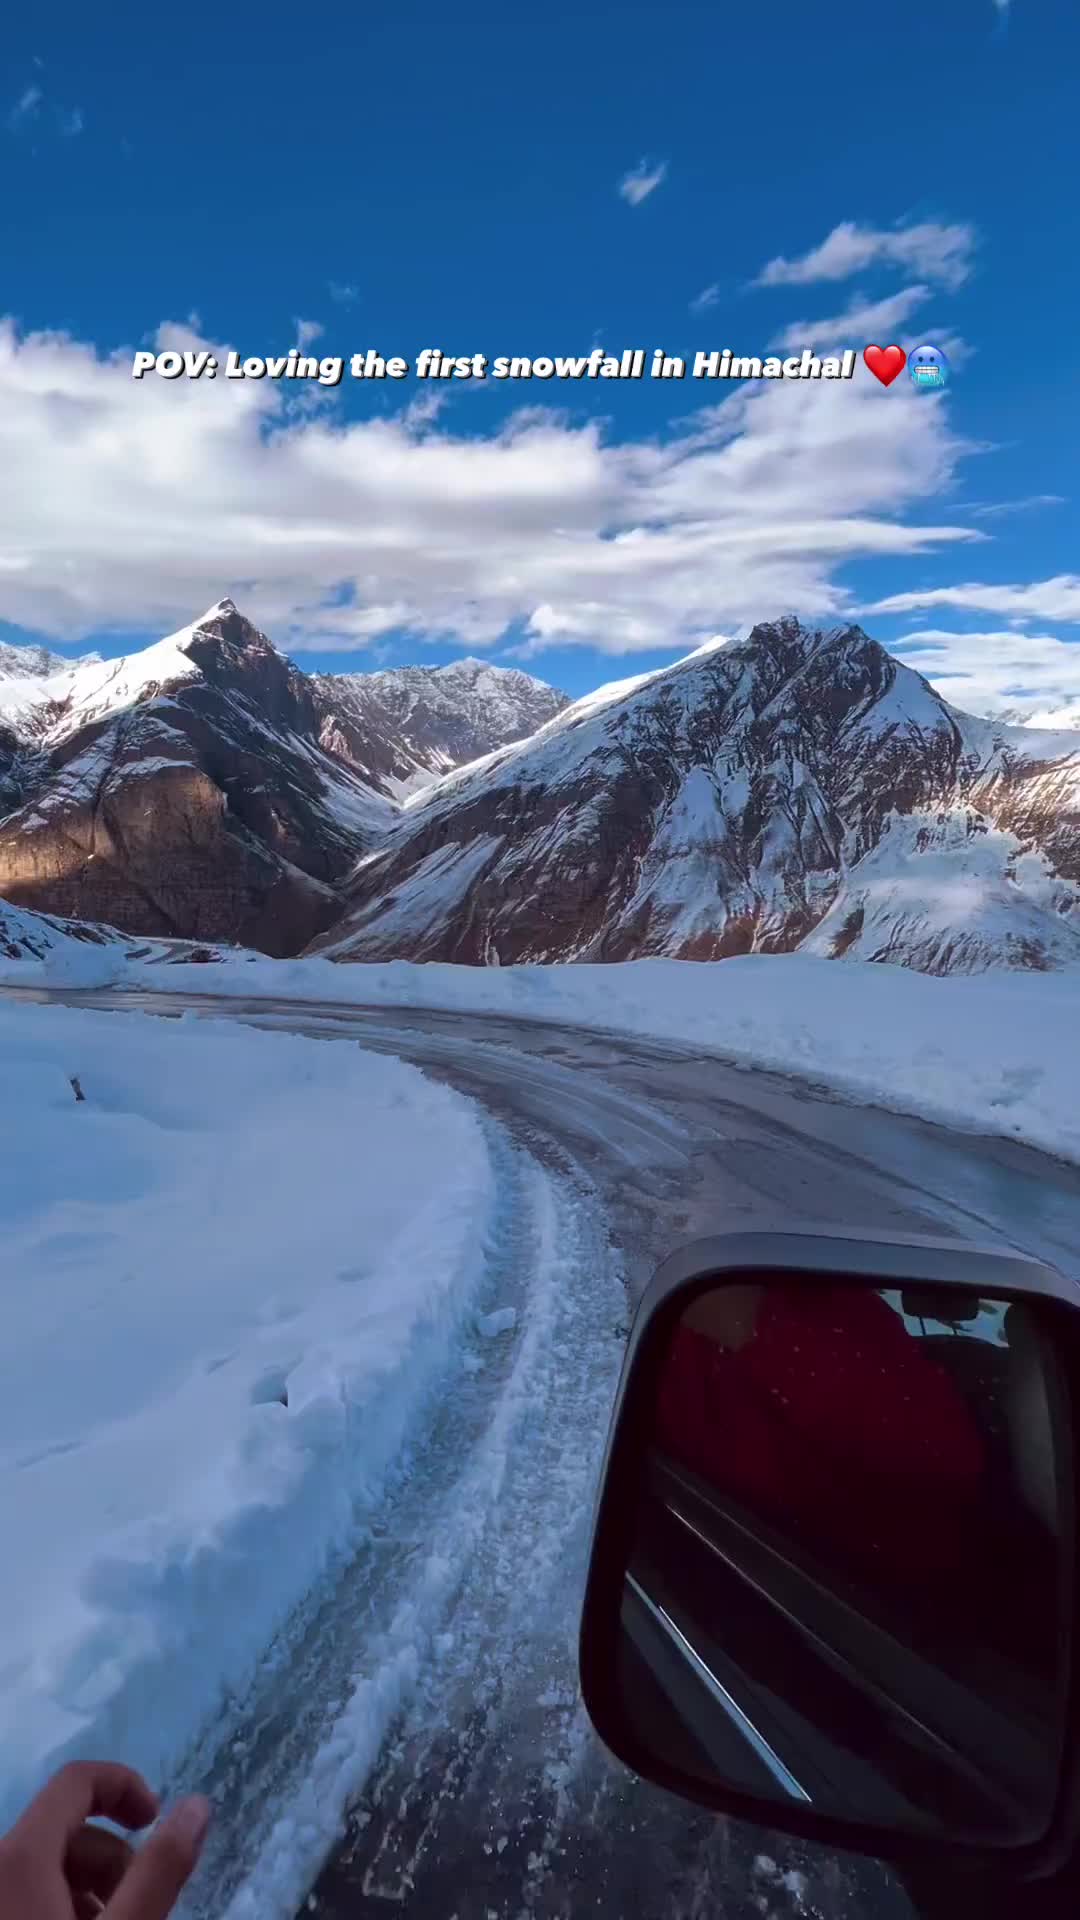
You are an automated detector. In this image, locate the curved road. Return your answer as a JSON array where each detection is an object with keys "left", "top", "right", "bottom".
[{"left": 9, "top": 986, "right": 1080, "bottom": 1920}]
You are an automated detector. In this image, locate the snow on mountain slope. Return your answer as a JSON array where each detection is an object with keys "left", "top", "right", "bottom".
[
  {"left": 0, "top": 638, "right": 91, "bottom": 700},
  {"left": 0, "top": 622, "right": 202, "bottom": 745},
  {"left": 314, "top": 618, "right": 1080, "bottom": 975},
  {"left": 311, "top": 657, "right": 569, "bottom": 801},
  {"left": 800, "top": 812, "right": 1080, "bottom": 972}
]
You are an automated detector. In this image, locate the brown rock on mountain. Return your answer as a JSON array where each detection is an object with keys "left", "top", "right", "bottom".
[{"left": 0, "top": 602, "right": 390, "bottom": 955}]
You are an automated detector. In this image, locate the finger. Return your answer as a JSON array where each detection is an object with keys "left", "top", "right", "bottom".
[
  {"left": 67, "top": 1823, "right": 136, "bottom": 1901},
  {"left": 13, "top": 1763, "right": 159, "bottom": 1847},
  {"left": 73, "top": 1896, "right": 103, "bottom": 1920},
  {"left": 104, "top": 1797, "right": 211, "bottom": 1920}
]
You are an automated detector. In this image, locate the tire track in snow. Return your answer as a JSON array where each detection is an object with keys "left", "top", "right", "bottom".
[
  {"left": 172, "top": 1126, "right": 621, "bottom": 1920},
  {"left": 309, "top": 1136, "right": 625, "bottom": 1915}
]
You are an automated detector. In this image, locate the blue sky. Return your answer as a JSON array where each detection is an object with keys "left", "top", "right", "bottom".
[{"left": 1, "top": 0, "right": 1077, "bottom": 714}]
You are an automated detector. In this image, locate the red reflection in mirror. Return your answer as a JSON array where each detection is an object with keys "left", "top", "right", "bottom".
[{"left": 655, "top": 1278, "right": 987, "bottom": 1593}]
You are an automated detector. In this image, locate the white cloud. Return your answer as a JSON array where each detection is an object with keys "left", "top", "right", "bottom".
[
  {"left": 892, "top": 627, "right": 1080, "bottom": 719},
  {"left": 968, "top": 494, "right": 1065, "bottom": 520},
  {"left": 771, "top": 284, "right": 932, "bottom": 353},
  {"left": 690, "top": 285, "right": 720, "bottom": 314},
  {"left": 868, "top": 578, "right": 1080, "bottom": 624},
  {"left": 328, "top": 282, "right": 359, "bottom": 306},
  {"left": 6, "top": 85, "right": 83, "bottom": 138},
  {"left": 618, "top": 158, "right": 667, "bottom": 206},
  {"left": 293, "top": 317, "right": 323, "bottom": 350},
  {"left": 399, "top": 389, "right": 449, "bottom": 430},
  {"left": 7, "top": 86, "right": 42, "bottom": 131},
  {"left": 754, "top": 219, "right": 977, "bottom": 293},
  {"left": 0, "top": 313, "right": 983, "bottom": 657}
]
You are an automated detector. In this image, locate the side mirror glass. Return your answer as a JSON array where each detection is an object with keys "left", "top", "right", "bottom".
[{"left": 582, "top": 1252, "right": 1077, "bottom": 1858}]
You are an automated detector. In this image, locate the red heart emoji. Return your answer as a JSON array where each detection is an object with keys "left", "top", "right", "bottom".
[{"left": 863, "top": 343, "right": 906, "bottom": 387}]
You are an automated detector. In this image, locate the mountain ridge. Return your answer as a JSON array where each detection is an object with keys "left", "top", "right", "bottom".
[
  {"left": 3, "top": 602, "right": 1079, "bottom": 974},
  {"left": 312, "top": 655, "right": 568, "bottom": 800}
]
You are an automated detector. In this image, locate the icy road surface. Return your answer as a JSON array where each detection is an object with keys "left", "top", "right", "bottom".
[{"left": 9, "top": 987, "right": 1080, "bottom": 1920}]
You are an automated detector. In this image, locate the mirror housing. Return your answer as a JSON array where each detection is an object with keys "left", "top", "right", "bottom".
[{"left": 579, "top": 1228, "right": 1080, "bottom": 1884}]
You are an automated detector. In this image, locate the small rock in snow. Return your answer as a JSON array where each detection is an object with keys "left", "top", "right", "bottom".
[{"left": 477, "top": 1307, "right": 517, "bottom": 1338}]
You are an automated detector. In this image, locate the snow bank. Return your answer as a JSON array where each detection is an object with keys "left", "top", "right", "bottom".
[
  {"left": 4, "top": 941, "right": 1077, "bottom": 1166},
  {"left": 324, "top": 954, "right": 1080, "bottom": 1162},
  {"left": 0, "top": 897, "right": 253, "bottom": 970},
  {"left": 0, "top": 1003, "right": 495, "bottom": 1831}
]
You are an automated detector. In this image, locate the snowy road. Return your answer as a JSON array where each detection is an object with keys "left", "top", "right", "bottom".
[{"left": 8, "top": 986, "right": 1080, "bottom": 1920}]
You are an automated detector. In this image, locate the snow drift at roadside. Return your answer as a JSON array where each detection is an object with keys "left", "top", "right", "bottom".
[{"left": 0, "top": 1003, "right": 496, "bottom": 1833}]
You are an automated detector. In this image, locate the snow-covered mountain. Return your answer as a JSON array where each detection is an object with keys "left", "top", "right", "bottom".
[
  {"left": 311, "top": 659, "right": 569, "bottom": 799},
  {"left": 0, "top": 602, "right": 397, "bottom": 954},
  {"left": 994, "top": 702, "right": 1080, "bottom": 731},
  {"left": 0, "top": 603, "right": 570, "bottom": 955},
  {"left": 0, "top": 639, "right": 83, "bottom": 687},
  {"left": 312, "top": 619, "right": 1080, "bottom": 975}
]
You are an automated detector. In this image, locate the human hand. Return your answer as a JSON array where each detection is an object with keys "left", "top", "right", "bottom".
[{"left": 0, "top": 1762, "right": 211, "bottom": 1918}]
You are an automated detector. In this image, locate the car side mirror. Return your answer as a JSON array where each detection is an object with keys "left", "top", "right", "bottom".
[{"left": 579, "top": 1230, "right": 1080, "bottom": 1883}]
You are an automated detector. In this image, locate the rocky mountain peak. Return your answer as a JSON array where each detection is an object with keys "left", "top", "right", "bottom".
[
  {"left": 176, "top": 600, "right": 321, "bottom": 738},
  {"left": 182, "top": 599, "right": 277, "bottom": 664},
  {"left": 727, "top": 616, "right": 890, "bottom": 694}
]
